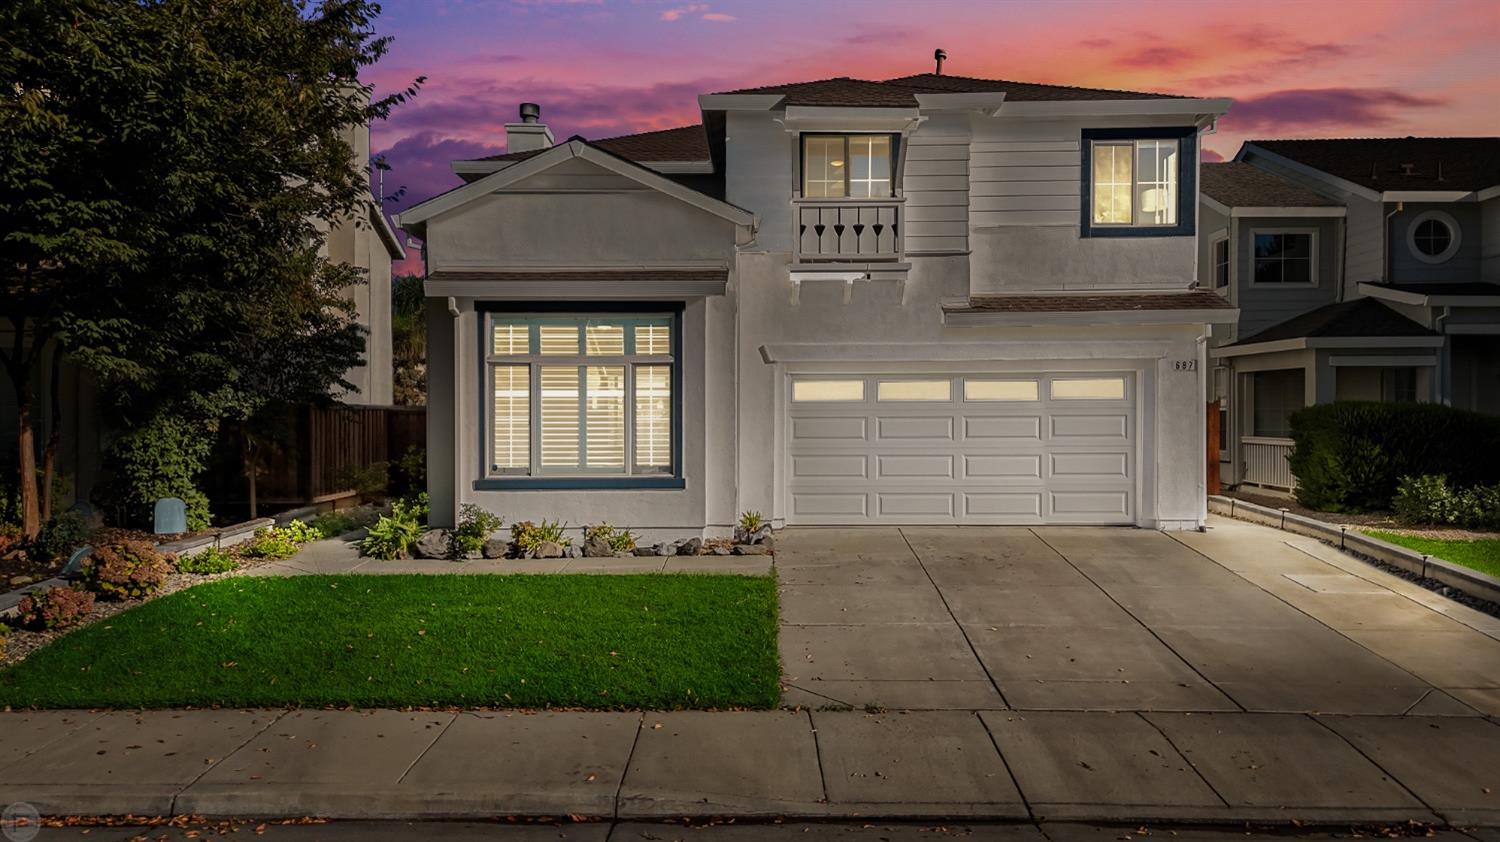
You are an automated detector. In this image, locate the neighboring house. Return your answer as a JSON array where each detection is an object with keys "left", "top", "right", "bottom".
[
  {"left": 395, "top": 72, "right": 1235, "bottom": 534},
  {"left": 1199, "top": 138, "right": 1500, "bottom": 491}
]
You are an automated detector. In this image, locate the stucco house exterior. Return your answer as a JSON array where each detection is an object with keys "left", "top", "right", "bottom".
[
  {"left": 1199, "top": 138, "right": 1500, "bottom": 491},
  {"left": 395, "top": 71, "right": 1235, "bottom": 535}
]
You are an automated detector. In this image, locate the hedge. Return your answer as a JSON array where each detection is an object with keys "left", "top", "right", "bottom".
[{"left": 1287, "top": 401, "right": 1500, "bottom": 513}]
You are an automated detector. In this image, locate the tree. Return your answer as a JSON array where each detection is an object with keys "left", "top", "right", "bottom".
[
  {"left": 0, "top": 0, "right": 421, "bottom": 535},
  {"left": 391, "top": 274, "right": 427, "bottom": 406}
]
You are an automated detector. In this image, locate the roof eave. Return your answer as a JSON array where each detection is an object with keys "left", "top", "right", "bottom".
[
  {"left": 1213, "top": 334, "right": 1445, "bottom": 358},
  {"left": 994, "top": 97, "right": 1231, "bottom": 118},
  {"left": 1359, "top": 281, "right": 1500, "bottom": 308},
  {"left": 942, "top": 307, "right": 1239, "bottom": 327},
  {"left": 697, "top": 93, "right": 784, "bottom": 111}
]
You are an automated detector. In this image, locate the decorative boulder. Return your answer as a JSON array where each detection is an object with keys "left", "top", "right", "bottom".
[
  {"left": 655, "top": 542, "right": 678, "bottom": 557},
  {"left": 633, "top": 546, "right": 657, "bottom": 557},
  {"left": 712, "top": 545, "right": 732, "bottom": 556},
  {"left": 733, "top": 524, "right": 773, "bottom": 545},
  {"left": 732, "top": 543, "right": 770, "bottom": 556},
  {"left": 679, "top": 537, "right": 703, "bottom": 556},
  {"left": 584, "top": 537, "right": 614, "bottom": 558},
  {"left": 481, "top": 538, "right": 508, "bottom": 559},
  {"left": 413, "top": 529, "right": 452, "bottom": 559},
  {"left": 536, "top": 541, "right": 565, "bottom": 559},
  {"left": 565, "top": 545, "right": 583, "bottom": 559}
]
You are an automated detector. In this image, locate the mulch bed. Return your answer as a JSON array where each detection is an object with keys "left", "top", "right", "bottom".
[{"left": 1225, "top": 489, "right": 1500, "bottom": 541}]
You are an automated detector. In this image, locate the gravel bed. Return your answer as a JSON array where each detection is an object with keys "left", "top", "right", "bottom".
[{"left": 1227, "top": 490, "right": 1500, "bottom": 541}]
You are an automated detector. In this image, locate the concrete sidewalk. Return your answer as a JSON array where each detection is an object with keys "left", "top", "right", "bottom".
[{"left": 2, "top": 707, "right": 1497, "bottom": 826}]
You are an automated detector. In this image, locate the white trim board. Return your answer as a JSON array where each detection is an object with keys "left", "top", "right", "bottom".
[
  {"left": 1212, "top": 335, "right": 1445, "bottom": 358},
  {"left": 1327, "top": 354, "right": 1437, "bottom": 367},
  {"left": 943, "top": 308, "right": 1238, "bottom": 327},
  {"left": 1358, "top": 282, "right": 1500, "bottom": 307}
]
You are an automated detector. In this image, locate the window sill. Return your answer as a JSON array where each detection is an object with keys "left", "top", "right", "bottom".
[
  {"left": 1083, "top": 225, "right": 1194, "bottom": 238},
  {"left": 474, "top": 477, "right": 686, "bottom": 491}
]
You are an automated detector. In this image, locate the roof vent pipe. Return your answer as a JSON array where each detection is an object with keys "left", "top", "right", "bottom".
[
  {"left": 934, "top": 48, "right": 947, "bottom": 75},
  {"left": 519, "top": 102, "right": 541, "bottom": 124}
]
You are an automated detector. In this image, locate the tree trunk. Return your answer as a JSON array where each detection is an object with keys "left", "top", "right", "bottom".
[
  {"left": 242, "top": 428, "right": 258, "bottom": 520},
  {"left": 13, "top": 386, "right": 41, "bottom": 539},
  {"left": 41, "top": 350, "right": 62, "bottom": 524}
]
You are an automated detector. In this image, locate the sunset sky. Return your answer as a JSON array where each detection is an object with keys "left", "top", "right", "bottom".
[{"left": 368, "top": 0, "right": 1500, "bottom": 272}]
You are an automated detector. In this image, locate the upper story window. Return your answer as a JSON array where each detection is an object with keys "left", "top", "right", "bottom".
[
  {"left": 1407, "top": 210, "right": 1461, "bottom": 264},
  {"left": 1080, "top": 128, "right": 1196, "bottom": 238},
  {"left": 1251, "top": 230, "right": 1316, "bottom": 285},
  {"left": 1211, "top": 235, "right": 1230, "bottom": 289},
  {"left": 802, "top": 134, "right": 895, "bottom": 198}
]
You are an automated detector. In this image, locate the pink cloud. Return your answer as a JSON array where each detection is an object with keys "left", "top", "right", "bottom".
[
  {"left": 660, "top": 3, "right": 707, "bottom": 21},
  {"left": 702, "top": 12, "right": 736, "bottom": 22},
  {"left": 1200, "top": 147, "right": 1225, "bottom": 163},
  {"left": 1114, "top": 45, "right": 1198, "bottom": 69}
]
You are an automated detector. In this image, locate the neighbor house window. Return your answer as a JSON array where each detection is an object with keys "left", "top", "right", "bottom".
[
  {"left": 1251, "top": 369, "right": 1304, "bottom": 438},
  {"left": 1090, "top": 138, "right": 1179, "bottom": 226},
  {"left": 1211, "top": 235, "right": 1230, "bottom": 289},
  {"left": 1407, "top": 210, "right": 1461, "bottom": 264},
  {"left": 1252, "top": 230, "right": 1316, "bottom": 285},
  {"left": 485, "top": 312, "right": 676, "bottom": 480},
  {"left": 802, "top": 134, "right": 895, "bottom": 198}
]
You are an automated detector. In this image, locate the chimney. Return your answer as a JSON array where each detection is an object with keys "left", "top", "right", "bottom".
[{"left": 505, "top": 102, "right": 554, "bottom": 154}]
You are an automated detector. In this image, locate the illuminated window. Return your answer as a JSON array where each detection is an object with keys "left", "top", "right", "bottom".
[
  {"left": 1051, "top": 378, "right": 1127, "bottom": 400},
  {"left": 802, "top": 135, "right": 895, "bottom": 198},
  {"left": 964, "top": 380, "right": 1039, "bottom": 402},
  {"left": 792, "top": 380, "right": 865, "bottom": 402},
  {"left": 1091, "top": 138, "right": 1179, "bottom": 227},
  {"left": 485, "top": 313, "right": 675, "bottom": 477},
  {"left": 877, "top": 380, "right": 951, "bottom": 401}
]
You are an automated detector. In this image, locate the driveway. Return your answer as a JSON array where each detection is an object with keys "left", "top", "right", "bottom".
[{"left": 779, "top": 515, "right": 1500, "bottom": 715}]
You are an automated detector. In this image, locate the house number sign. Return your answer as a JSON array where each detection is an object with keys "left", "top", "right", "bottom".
[{"left": 1171, "top": 360, "right": 1198, "bottom": 372}]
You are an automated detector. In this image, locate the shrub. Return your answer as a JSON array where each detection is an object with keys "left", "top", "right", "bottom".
[
  {"left": 739, "top": 511, "right": 766, "bottom": 532},
  {"left": 510, "top": 519, "right": 568, "bottom": 555},
  {"left": 335, "top": 461, "right": 389, "bottom": 499},
  {"left": 584, "top": 523, "right": 638, "bottom": 552},
  {"left": 1394, "top": 475, "right": 1500, "bottom": 529},
  {"left": 1288, "top": 402, "right": 1500, "bottom": 513},
  {"left": 390, "top": 444, "right": 426, "bottom": 500},
  {"left": 103, "top": 411, "right": 214, "bottom": 531},
  {"left": 176, "top": 547, "right": 239, "bottom": 574},
  {"left": 451, "top": 504, "right": 503, "bottom": 557},
  {"left": 240, "top": 527, "right": 300, "bottom": 560},
  {"left": 77, "top": 540, "right": 170, "bottom": 600},
  {"left": 0, "top": 524, "right": 23, "bottom": 557},
  {"left": 360, "top": 495, "right": 429, "bottom": 560},
  {"left": 0, "top": 622, "right": 7, "bottom": 658},
  {"left": 13, "top": 585, "right": 96, "bottom": 630},
  {"left": 278, "top": 519, "right": 323, "bottom": 544},
  {"left": 35, "top": 510, "right": 92, "bottom": 561},
  {"left": 311, "top": 510, "right": 361, "bottom": 537}
]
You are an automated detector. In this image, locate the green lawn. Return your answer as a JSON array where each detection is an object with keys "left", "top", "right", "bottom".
[
  {"left": 0, "top": 574, "right": 781, "bottom": 710},
  {"left": 1364, "top": 531, "right": 1500, "bottom": 579}
]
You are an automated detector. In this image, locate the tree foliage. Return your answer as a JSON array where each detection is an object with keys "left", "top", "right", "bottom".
[
  {"left": 0, "top": 0, "right": 421, "bottom": 533},
  {"left": 391, "top": 273, "right": 426, "bottom": 405}
]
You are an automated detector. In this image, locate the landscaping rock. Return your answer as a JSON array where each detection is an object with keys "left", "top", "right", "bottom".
[
  {"left": 760, "top": 535, "right": 776, "bottom": 551},
  {"left": 655, "top": 542, "right": 678, "bottom": 557},
  {"left": 584, "top": 537, "right": 613, "bottom": 558},
  {"left": 732, "top": 543, "right": 770, "bottom": 556},
  {"left": 679, "top": 537, "right": 703, "bottom": 556},
  {"left": 413, "top": 529, "right": 452, "bottom": 559},
  {"left": 565, "top": 545, "right": 583, "bottom": 559},
  {"left": 712, "top": 546, "right": 732, "bottom": 556},
  {"left": 633, "top": 547, "right": 657, "bottom": 557},
  {"left": 481, "top": 538, "right": 508, "bottom": 559},
  {"left": 734, "top": 524, "right": 774, "bottom": 545},
  {"left": 536, "top": 541, "right": 565, "bottom": 559},
  {"left": 9, "top": 575, "right": 35, "bottom": 587},
  {"left": 615, "top": 551, "right": 635, "bottom": 558}
]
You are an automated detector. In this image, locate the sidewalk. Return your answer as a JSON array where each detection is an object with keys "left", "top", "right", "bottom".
[{"left": 2, "top": 707, "right": 1497, "bottom": 826}]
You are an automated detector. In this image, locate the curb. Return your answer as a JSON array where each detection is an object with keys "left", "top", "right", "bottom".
[{"left": 1208, "top": 495, "right": 1500, "bottom": 608}]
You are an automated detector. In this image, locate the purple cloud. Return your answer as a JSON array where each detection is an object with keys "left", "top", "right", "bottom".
[
  {"left": 1200, "top": 147, "right": 1225, "bottom": 163},
  {"left": 1114, "top": 45, "right": 1198, "bottom": 69},
  {"left": 1225, "top": 87, "right": 1446, "bottom": 132}
]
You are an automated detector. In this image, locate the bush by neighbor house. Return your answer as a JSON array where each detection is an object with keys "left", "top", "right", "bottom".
[{"left": 1288, "top": 402, "right": 1500, "bottom": 513}]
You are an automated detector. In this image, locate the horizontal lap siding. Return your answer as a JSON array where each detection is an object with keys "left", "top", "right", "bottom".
[
  {"left": 970, "top": 135, "right": 1081, "bottom": 229},
  {"left": 903, "top": 134, "right": 969, "bottom": 254}
]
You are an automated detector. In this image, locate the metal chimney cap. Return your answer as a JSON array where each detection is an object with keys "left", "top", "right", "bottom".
[
  {"left": 933, "top": 48, "right": 947, "bottom": 74},
  {"left": 519, "top": 102, "right": 541, "bottom": 124}
]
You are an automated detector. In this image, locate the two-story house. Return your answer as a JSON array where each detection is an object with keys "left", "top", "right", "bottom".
[
  {"left": 1199, "top": 138, "right": 1500, "bottom": 491},
  {"left": 394, "top": 69, "right": 1234, "bottom": 534}
]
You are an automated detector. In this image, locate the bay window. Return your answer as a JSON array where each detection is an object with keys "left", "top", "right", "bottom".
[
  {"left": 483, "top": 310, "right": 679, "bottom": 486},
  {"left": 802, "top": 134, "right": 895, "bottom": 198}
]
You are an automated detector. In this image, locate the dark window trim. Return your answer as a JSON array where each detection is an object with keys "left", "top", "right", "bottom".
[
  {"left": 1080, "top": 126, "right": 1196, "bottom": 238},
  {"left": 474, "top": 300, "right": 685, "bottom": 492},
  {"left": 798, "top": 132, "right": 900, "bottom": 199}
]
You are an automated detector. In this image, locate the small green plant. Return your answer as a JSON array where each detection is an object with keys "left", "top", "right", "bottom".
[
  {"left": 584, "top": 523, "right": 638, "bottom": 552},
  {"left": 77, "top": 541, "right": 171, "bottom": 600},
  {"left": 278, "top": 519, "right": 324, "bottom": 544},
  {"left": 176, "top": 547, "right": 240, "bottom": 575},
  {"left": 0, "top": 622, "right": 8, "bottom": 659},
  {"left": 1394, "top": 474, "right": 1500, "bottom": 529},
  {"left": 35, "top": 510, "right": 92, "bottom": 561},
  {"left": 510, "top": 519, "right": 568, "bottom": 555},
  {"left": 360, "top": 495, "right": 429, "bottom": 560},
  {"left": 13, "top": 585, "right": 96, "bottom": 630},
  {"left": 739, "top": 511, "right": 766, "bottom": 532},
  {"left": 451, "top": 504, "right": 504, "bottom": 557},
  {"left": 335, "top": 461, "right": 389, "bottom": 499},
  {"left": 311, "top": 510, "right": 361, "bottom": 537},
  {"left": 393, "top": 492, "right": 430, "bottom": 525},
  {"left": 240, "top": 527, "right": 300, "bottom": 560}
]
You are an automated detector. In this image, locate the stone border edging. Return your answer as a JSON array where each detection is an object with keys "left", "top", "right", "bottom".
[{"left": 1208, "top": 494, "right": 1500, "bottom": 607}]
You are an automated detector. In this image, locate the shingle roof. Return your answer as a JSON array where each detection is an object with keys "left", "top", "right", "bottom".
[
  {"left": 1200, "top": 162, "right": 1339, "bottom": 208},
  {"left": 712, "top": 73, "right": 1183, "bottom": 107},
  {"left": 475, "top": 124, "right": 709, "bottom": 164},
  {"left": 885, "top": 73, "right": 1185, "bottom": 101},
  {"left": 945, "top": 291, "right": 1233, "bottom": 314},
  {"left": 1228, "top": 298, "right": 1436, "bottom": 347},
  {"left": 1247, "top": 138, "right": 1500, "bottom": 193}
]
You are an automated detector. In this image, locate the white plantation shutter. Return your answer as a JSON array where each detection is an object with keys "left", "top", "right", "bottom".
[
  {"left": 635, "top": 365, "right": 672, "bottom": 470},
  {"left": 636, "top": 323, "right": 671, "bottom": 355},
  {"left": 539, "top": 366, "right": 580, "bottom": 468},
  {"left": 585, "top": 366, "right": 626, "bottom": 468},
  {"left": 492, "top": 366, "right": 529, "bottom": 471}
]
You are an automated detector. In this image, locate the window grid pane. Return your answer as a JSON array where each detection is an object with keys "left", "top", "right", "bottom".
[
  {"left": 803, "top": 136, "right": 846, "bottom": 198},
  {"left": 635, "top": 365, "right": 672, "bottom": 470},
  {"left": 539, "top": 324, "right": 581, "bottom": 355},
  {"left": 1135, "top": 140, "right": 1178, "bottom": 226},
  {"left": 585, "top": 366, "right": 625, "bottom": 468},
  {"left": 585, "top": 323, "right": 625, "bottom": 356},
  {"left": 492, "top": 365, "right": 530, "bottom": 470},
  {"left": 1092, "top": 144, "right": 1133, "bottom": 224},
  {"left": 492, "top": 323, "right": 529, "bottom": 356},
  {"left": 636, "top": 323, "right": 671, "bottom": 356},
  {"left": 849, "top": 135, "right": 891, "bottom": 198},
  {"left": 539, "top": 365, "right": 580, "bottom": 468}
]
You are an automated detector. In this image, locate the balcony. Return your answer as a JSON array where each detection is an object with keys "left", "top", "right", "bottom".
[{"left": 793, "top": 198, "right": 904, "bottom": 264}]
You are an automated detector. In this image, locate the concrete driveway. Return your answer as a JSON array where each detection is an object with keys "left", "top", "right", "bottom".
[{"left": 779, "top": 515, "right": 1500, "bottom": 715}]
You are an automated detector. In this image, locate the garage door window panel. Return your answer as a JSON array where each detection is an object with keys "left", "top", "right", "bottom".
[
  {"left": 1051, "top": 378, "right": 1127, "bottom": 400},
  {"left": 793, "top": 380, "right": 865, "bottom": 402},
  {"left": 964, "top": 380, "right": 1039, "bottom": 402},
  {"left": 481, "top": 311, "right": 679, "bottom": 487},
  {"left": 877, "top": 380, "right": 951, "bottom": 402}
]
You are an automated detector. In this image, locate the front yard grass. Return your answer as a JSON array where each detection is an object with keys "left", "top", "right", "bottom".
[
  {"left": 1364, "top": 530, "right": 1500, "bottom": 579},
  {"left": 0, "top": 574, "right": 780, "bottom": 710}
]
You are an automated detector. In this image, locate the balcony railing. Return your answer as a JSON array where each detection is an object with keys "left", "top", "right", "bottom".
[
  {"left": 1242, "top": 436, "right": 1296, "bottom": 490},
  {"left": 793, "top": 198, "right": 903, "bottom": 263}
]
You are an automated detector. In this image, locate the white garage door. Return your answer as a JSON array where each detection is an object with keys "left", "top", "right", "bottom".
[{"left": 786, "top": 372, "right": 1136, "bottom": 525}]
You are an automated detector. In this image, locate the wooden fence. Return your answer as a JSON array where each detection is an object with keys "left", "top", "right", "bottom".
[{"left": 222, "top": 404, "right": 425, "bottom": 506}]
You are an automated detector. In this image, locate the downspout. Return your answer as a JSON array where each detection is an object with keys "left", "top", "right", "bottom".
[
  {"left": 1435, "top": 305, "right": 1452, "bottom": 406},
  {"left": 1382, "top": 201, "right": 1404, "bottom": 282},
  {"left": 1334, "top": 213, "right": 1348, "bottom": 303},
  {"left": 1196, "top": 333, "right": 1210, "bottom": 530},
  {"left": 448, "top": 296, "right": 462, "bottom": 527}
]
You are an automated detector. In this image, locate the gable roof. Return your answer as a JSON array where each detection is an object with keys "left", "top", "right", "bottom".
[
  {"left": 1246, "top": 138, "right": 1500, "bottom": 193},
  {"left": 475, "top": 124, "right": 709, "bottom": 165},
  {"left": 710, "top": 73, "right": 1183, "bottom": 107},
  {"left": 1227, "top": 298, "right": 1435, "bottom": 348},
  {"left": 1200, "top": 162, "right": 1339, "bottom": 209}
]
